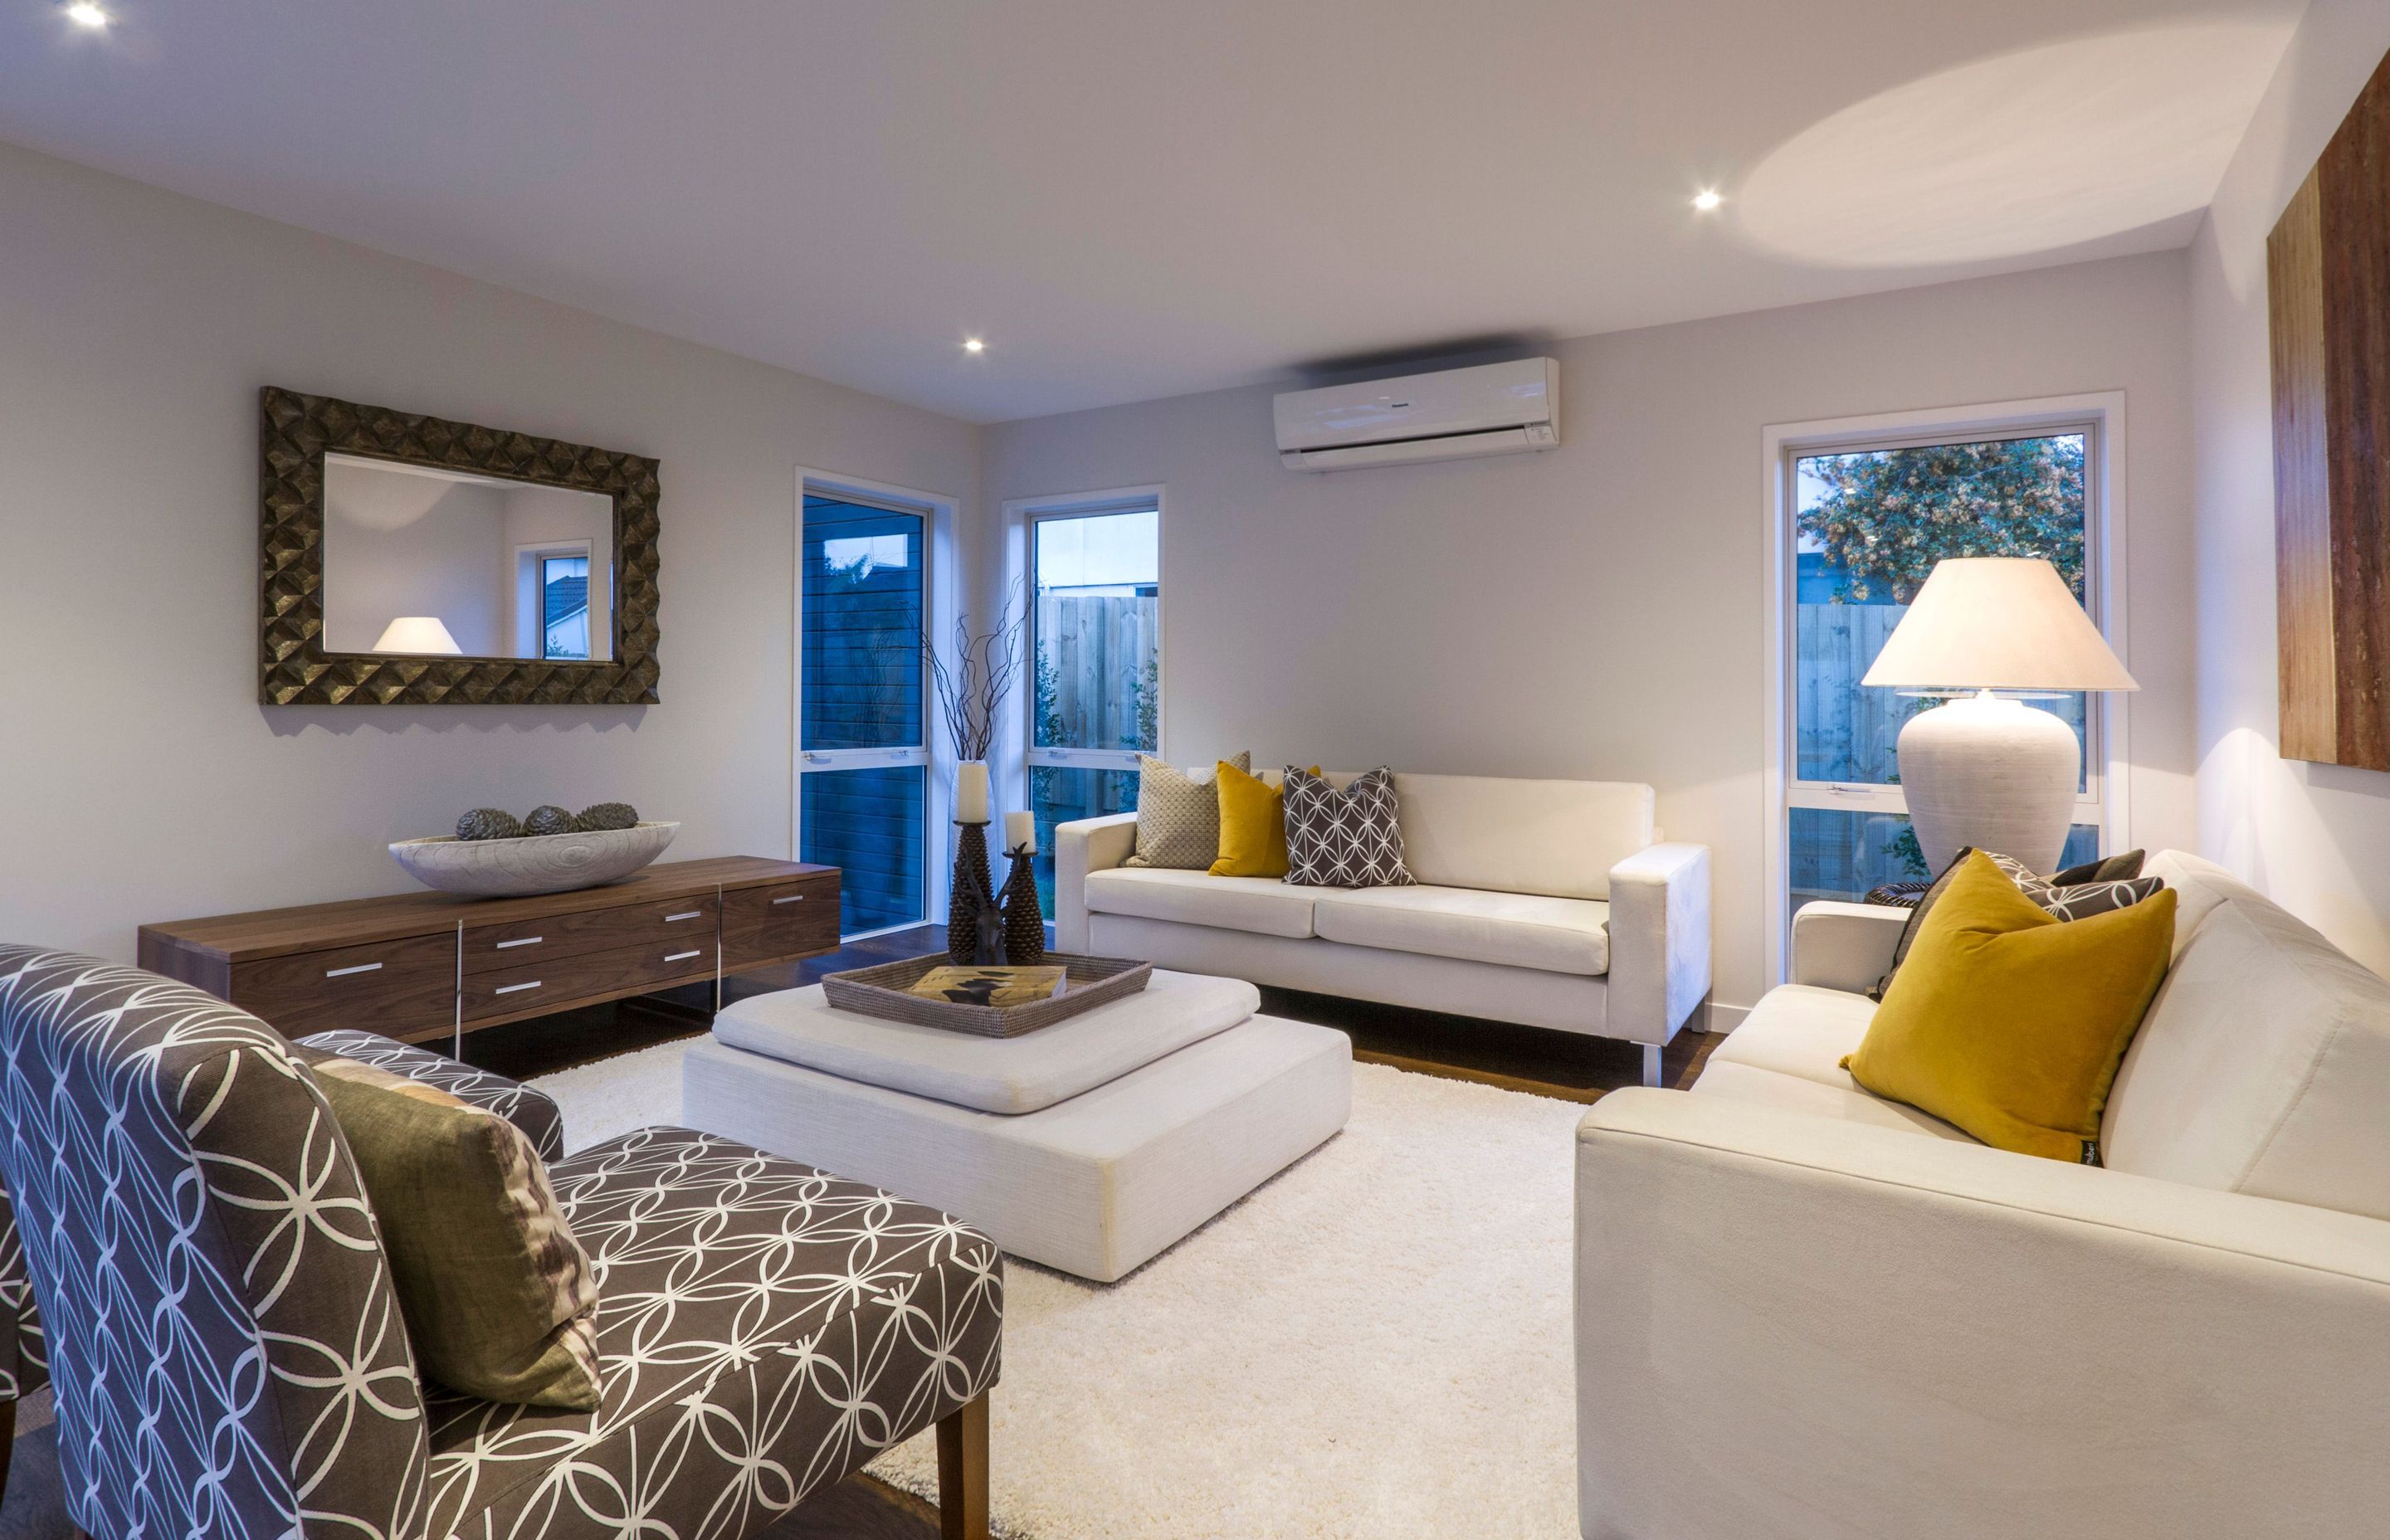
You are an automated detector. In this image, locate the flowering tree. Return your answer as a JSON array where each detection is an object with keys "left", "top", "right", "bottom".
[{"left": 1797, "top": 436, "right": 2085, "bottom": 603}]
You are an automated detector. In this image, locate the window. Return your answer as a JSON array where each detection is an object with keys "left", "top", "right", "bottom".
[
  {"left": 799, "top": 491, "right": 930, "bottom": 937},
  {"left": 539, "top": 553, "right": 591, "bottom": 660},
  {"left": 1774, "top": 410, "right": 2119, "bottom": 935},
  {"left": 1024, "top": 497, "right": 1161, "bottom": 906}
]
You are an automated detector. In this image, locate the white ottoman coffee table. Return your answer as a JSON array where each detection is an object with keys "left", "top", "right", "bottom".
[{"left": 680, "top": 970, "right": 1351, "bottom": 1282}]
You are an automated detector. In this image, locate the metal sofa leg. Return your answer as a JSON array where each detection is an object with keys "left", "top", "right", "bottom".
[
  {"left": 1641, "top": 1043, "right": 1662, "bottom": 1089},
  {"left": 936, "top": 1392, "right": 990, "bottom": 1540}
]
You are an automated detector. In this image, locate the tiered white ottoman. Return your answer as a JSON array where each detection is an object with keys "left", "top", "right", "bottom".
[{"left": 680, "top": 970, "right": 1352, "bottom": 1282}]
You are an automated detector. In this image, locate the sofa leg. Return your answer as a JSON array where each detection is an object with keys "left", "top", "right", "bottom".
[
  {"left": 1641, "top": 1044, "right": 1662, "bottom": 1089},
  {"left": 936, "top": 1392, "right": 990, "bottom": 1540}
]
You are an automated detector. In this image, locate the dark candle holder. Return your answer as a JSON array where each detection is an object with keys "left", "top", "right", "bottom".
[
  {"left": 946, "top": 820, "right": 996, "bottom": 964},
  {"left": 1000, "top": 843, "right": 1046, "bottom": 964}
]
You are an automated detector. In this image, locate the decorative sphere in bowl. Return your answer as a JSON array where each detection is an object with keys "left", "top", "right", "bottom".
[{"left": 389, "top": 821, "right": 680, "bottom": 897}]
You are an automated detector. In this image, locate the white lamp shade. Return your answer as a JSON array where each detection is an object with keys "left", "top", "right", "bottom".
[
  {"left": 1861, "top": 557, "right": 2136, "bottom": 693},
  {"left": 371, "top": 616, "right": 464, "bottom": 655}
]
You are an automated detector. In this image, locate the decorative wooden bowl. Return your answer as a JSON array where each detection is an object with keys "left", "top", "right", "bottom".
[
  {"left": 822, "top": 952, "right": 1154, "bottom": 1037},
  {"left": 388, "top": 821, "right": 680, "bottom": 897}
]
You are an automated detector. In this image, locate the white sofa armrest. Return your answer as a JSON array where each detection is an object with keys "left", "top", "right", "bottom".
[
  {"left": 1054, "top": 812, "right": 1138, "bottom": 953},
  {"left": 1790, "top": 899, "right": 1910, "bottom": 993},
  {"left": 1604, "top": 842, "right": 1710, "bottom": 1045},
  {"left": 1575, "top": 1089, "right": 2390, "bottom": 1540}
]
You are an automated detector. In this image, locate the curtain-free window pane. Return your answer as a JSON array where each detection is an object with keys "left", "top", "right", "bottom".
[
  {"left": 803, "top": 496, "right": 924, "bottom": 752},
  {"left": 1791, "top": 807, "right": 2099, "bottom": 909},
  {"left": 540, "top": 554, "right": 590, "bottom": 660},
  {"left": 1028, "top": 765, "right": 1138, "bottom": 913},
  {"left": 1794, "top": 435, "right": 2090, "bottom": 791},
  {"left": 801, "top": 765, "right": 928, "bottom": 934},
  {"left": 1033, "top": 510, "right": 1158, "bottom": 753}
]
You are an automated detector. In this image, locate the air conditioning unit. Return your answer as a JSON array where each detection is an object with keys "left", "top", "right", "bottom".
[{"left": 1274, "top": 358, "right": 1560, "bottom": 471}]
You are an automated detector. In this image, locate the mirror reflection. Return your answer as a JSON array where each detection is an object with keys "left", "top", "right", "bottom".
[{"left": 320, "top": 452, "right": 615, "bottom": 661}]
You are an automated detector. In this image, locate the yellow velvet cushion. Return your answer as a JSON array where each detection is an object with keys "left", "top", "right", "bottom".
[
  {"left": 1843, "top": 850, "right": 2176, "bottom": 1163},
  {"left": 1210, "top": 763, "right": 1319, "bottom": 878}
]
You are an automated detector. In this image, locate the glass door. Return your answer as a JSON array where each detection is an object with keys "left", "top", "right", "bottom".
[
  {"left": 799, "top": 492, "right": 929, "bottom": 937},
  {"left": 1026, "top": 500, "right": 1160, "bottom": 907}
]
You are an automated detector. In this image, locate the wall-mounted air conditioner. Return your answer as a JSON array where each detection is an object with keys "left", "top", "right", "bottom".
[{"left": 1273, "top": 357, "right": 1560, "bottom": 471}]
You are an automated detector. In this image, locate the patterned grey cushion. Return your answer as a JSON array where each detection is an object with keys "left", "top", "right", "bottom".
[
  {"left": 299, "top": 1027, "right": 568, "bottom": 1162},
  {"left": 0, "top": 1181, "right": 42, "bottom": 1403},
  {"left": 1124, "top": 750, "right": 1249, "bottom": 869},
  {"left": 423, "top": 1125, "right": 1002, "bottom": 1538},
  {"left": 1875, "top": 849, "right": 2167, "bottom": 997},
  {"left": 1283, "top": 767, "right": 1416, "bottom": 889}
]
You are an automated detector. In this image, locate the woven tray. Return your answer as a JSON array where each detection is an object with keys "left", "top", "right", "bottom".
[{"left": 820, "top": 952, "right": 1154, "bottom": 1038}]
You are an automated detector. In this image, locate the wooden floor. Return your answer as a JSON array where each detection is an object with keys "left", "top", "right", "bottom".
[{"left": 0, "top": 924, "right": 1723, "bottom": 1540}]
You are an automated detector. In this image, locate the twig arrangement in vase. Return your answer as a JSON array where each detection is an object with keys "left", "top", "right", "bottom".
[{"left": 924, "top": 600, "right": 1026, "bottom": 963}]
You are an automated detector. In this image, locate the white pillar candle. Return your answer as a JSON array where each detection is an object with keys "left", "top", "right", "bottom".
[
  {"left": 1006, "top": 809, "right": 1036, "bottom": 852},
  {"left": 955, "top": 761, "right": 990, "bottom": 823}
]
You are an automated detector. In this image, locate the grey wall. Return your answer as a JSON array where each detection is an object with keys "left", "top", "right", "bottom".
[
  {"left": 980, "top": 252, "right": 2198, "bottom": 1016},
  {"left": 0, "top": 140, "right": 978, "bottom": 959},
  {"left": 2190, "top": 0, "right": 2390, "bottom": 975}
]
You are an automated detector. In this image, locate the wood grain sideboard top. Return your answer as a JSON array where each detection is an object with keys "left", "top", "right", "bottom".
[{"left": 140, "top": 857, "right": 835, "bottom": 964}]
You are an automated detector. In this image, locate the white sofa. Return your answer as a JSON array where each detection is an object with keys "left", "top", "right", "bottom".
[
  {"left": 1574, "top": 850, "right": 2390, "bottom": 1539},
  {"left": 1056, "top": 772, "right": 1710, "bottom": 1084}
]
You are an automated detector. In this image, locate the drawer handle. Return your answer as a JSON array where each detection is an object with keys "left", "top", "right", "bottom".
[
  {"left": 665, "top": 949, "right": 703, "bottom": 963},
  {"left": 665, "top": 910, "right": 703, "bottom": 923},
  {"left": 495, "top": 936, "right": 543, "bottom": 950},
  {"left": 324, "top": 962, "right": 383, "bottom": 978},
  {"left": 494, "top": 981, "right": 543, "bottom": 997},
  {"left": 771, "top": 894, "right": 807, "bottom": 905}
]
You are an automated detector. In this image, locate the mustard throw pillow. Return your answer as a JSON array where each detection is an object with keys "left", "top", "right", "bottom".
[
  {"left": 1210, "top": 762, "right": 1318, "bottom": 878},
  {"left": 1843, "top": 850, "right": 2176, "bottom": 1164}
]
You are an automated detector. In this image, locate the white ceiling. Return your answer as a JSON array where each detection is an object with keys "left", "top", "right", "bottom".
[{"left": 0, "top": 0, "right": 2303, "bottom": 424}]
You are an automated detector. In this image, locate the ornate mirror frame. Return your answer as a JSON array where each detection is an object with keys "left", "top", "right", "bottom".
[{"left": 258, "top": 386, "right": 661, "bottom": 705}]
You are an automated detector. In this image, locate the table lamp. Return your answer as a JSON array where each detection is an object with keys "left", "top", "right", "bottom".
[
  {"left": 370, "top": 616, "right": 464, "bottom": 655},
  {"left": 1861, "top": 557, "right": 2135, "bottom": 875}
]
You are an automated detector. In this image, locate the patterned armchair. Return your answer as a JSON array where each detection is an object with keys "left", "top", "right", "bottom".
[{"left": 0, "top": 948, "right": 1002, "bottom": 1540}]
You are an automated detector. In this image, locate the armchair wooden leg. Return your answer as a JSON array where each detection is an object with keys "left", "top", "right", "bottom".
[
  {"left": 934, "top": 1392, "right": 989, "bottom": 1540},
  {"left": 0, "top": 1395, "right": 13, "bottom": 1513}
]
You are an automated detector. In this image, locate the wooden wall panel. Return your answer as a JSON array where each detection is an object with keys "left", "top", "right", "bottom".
[
  {"left": 2271, "top": 169, "right": 2335, "bottom": 763},
  {"left": 2270, "top": 46, "right": 2390, "bottom": 768}
]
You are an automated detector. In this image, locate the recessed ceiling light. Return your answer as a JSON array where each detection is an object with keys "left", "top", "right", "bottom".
[
  {"left": 963, "top": 338, "right": 986, "bottom": 353},
  {"left": 65, "top": 2, "right": 109, "bottom": 28},
  {"left": 1692, "top": 189, "right": 1724, "bottom": 212}
]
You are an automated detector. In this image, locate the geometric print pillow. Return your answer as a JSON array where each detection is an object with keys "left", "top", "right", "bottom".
[
  {"left": 1875, "top": 846, "right": 2165, "bottom": 998},
  {"left": 1124, "top": 751, "right": 1250, "bottom": 870},
  {"left": 1283, "top": 767, "right": 1416, "bottom": 889}
]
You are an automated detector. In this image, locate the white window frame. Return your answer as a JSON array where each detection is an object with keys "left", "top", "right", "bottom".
[
  {"left": 792, "top": 467, "right": 960, "bottom": 937},
  {"left": 514, "top": 539, "right": 596, "bottom": 661},
  {"left": 1759, "top": 392, "right": 2131, "bottom": 985},
  {"left": 1016, "top": 485, "right": 1166, "bottom": 782}
]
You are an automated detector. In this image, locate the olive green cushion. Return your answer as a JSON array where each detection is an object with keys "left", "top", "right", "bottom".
[{"left": 299, "top": 1050, "right": 602, "bottom": 1409}]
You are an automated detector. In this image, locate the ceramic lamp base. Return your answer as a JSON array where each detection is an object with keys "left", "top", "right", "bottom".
[{"left": 1896, "top": 690, "right": 2080, "bottom": 875}]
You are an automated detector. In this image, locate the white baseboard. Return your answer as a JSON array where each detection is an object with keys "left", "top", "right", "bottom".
[{"left": 1705, "top": 1000, "right": 1753, "bottom": 1033}]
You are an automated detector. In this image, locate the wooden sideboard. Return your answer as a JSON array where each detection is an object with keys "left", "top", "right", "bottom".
[{"left": 139, "top": 857, "right": 841, "bottom": 1048}]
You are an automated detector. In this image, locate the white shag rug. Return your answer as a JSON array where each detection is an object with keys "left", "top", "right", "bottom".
[{"left": 531, "top": 1041, "right": 1585, "bottom": 1539}]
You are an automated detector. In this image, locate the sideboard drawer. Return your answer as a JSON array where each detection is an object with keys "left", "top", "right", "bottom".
[
  {"left": 722, "top": 875, "right": 840, "bottom": 969},
  {"left": 232, "top": 932, "right": 457, "bottom": 1038},
  {"left": 721, "top": 875, "right": 838, "bottom": 931},
  {"left": 461, "top": 938, "right": 718, "bottom": 1022},
  {"left": 461, "top": 894, "right": 719, "bottom": 974}
]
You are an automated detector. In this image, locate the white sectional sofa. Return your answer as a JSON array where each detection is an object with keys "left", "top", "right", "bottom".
[
  {"left": 1574, "top": 850, "right": 2390, "bottom": 1538},
  {"left": 1056, "top": 772, "right": 1711, "bottom": 1084}
]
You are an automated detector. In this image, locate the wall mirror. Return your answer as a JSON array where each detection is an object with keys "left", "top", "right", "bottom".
[{"left": 260, "top": 387, "right": 660, "bottom": 704}]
